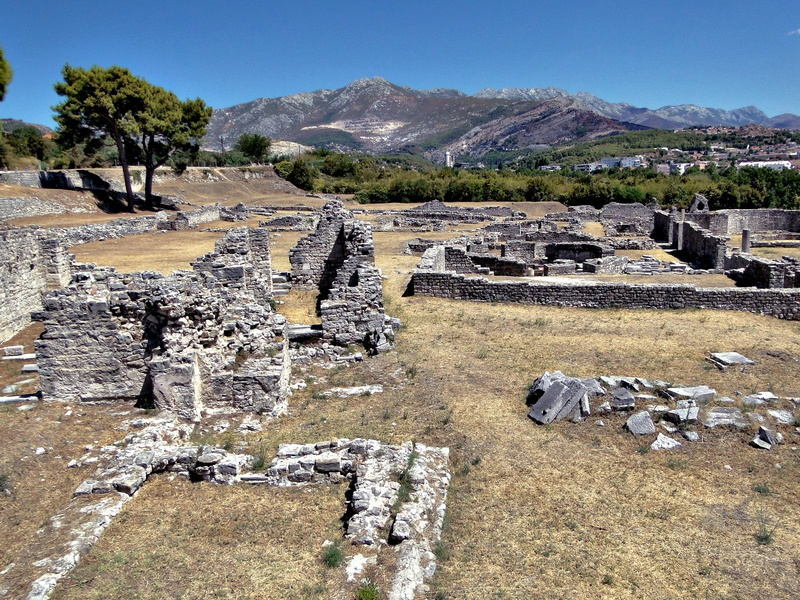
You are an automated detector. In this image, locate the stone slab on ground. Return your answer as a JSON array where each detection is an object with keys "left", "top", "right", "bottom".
[
  {"left": 626, "top": 411, "right": 656, "bottom": 436},
  {"left": 528, "top": 379, "right": 589, "bottom": 425},
  {"left": 651, "top": 433, "right": 682, "bottom": 450},
  {"left": 703, "top": 407, "right": 748, "bottom": 429},
  {"left": 708, "top": 352, "right": 754, "bottom": 369},
  {"left": 751, "top": 426, "right": 777, "bottom": 450},
  {"left": 0, "top": 354, "right": 37, "bottom": 361},
  {"left": 664, "top": 386, "right": 715, "bottom": 403}
]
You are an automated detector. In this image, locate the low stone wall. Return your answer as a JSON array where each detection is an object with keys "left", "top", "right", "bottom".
[
  {"left": 169, "top": 204, "right": 221, "bottom": 230},
  {"left": 0, "top": 197, "right": 70, "bottom": 222},
  {"left": 0, "top": 169, "right": 127, "bottom": 193},
  {"left": 409, "top": 270, "right": 800, "bottom": 320}
]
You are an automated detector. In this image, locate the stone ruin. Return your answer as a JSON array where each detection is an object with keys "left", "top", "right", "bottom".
[
  {"left": 13, "top": 411, "right": 451, "bottom": 600},
  {"left": 370, "top": 198, "right": 527, "bottom": 232},
  {"left": 525, "top": 369, "right": 799, "bottom": 453},
  {"left": 32, "top": 227, "right": 290, "bottom": 421},
  {"left": 290, "top": 198, "right": 398, "bottom": 354}
]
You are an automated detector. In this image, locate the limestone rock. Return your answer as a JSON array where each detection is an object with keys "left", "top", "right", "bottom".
[
  {"left": 703, "top": 407, "right": 748, "bottom": 429},
  {"left": 651, "top": 433, "right": 681, "bottom": 450},
  {"left": 626, "top": 411, "right": 656, "bottom": 436},
  {"left": 751, "top": 426, "right": 777, "bottom": 450},
  {"left": 528, "top": 379, "right": 589, "bottom": 424}
]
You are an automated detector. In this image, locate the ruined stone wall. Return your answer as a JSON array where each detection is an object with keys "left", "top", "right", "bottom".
[
  {"left": 409, "top": 270, "right": 800, "bottom": 320},
  {"left": 468, "top": 254, "right": 529, "bottom": 276},
  {"left": 599, "top": 202, "right": 655, "bottom": 222},
  {"left": 667, "top": 209, "right": 800, "bottom": 238},
  {"left": 653, "top": 211, "right": 672, "bottom": 242},
  {"left": 0, "top": 207, "right": 231, "bottom": 343},
  {"left": 678, "top": 221, "right": 727, "bottom": 269},
  {"left": 290, "top": 199, "right": 395, "bottom": 353},
  {"left": 443, "top": 246, "right": 481, "bottom": 273},
  {"left": 0, "top": 169, "right": 127, "bottom": 193},
  {"left": 0, "top": 197, "right": 70, "bottom": 221},
  {"left": 169, "top": 204, "right": 221, "bottom": 230},
  {"left": 721, "top": 209, "right": 800, "bottom": 235},
  {"left": 725, "top": 252, "right": 797, "bottom": 289},
  {"left": 544, "top": 242, "right": 613, "bottom": 263},
  {"left": 289, "top": 200, "right": 353, "bottom": 288},
  {"left": 503, "top": 240, "right": 542, "bottom": 264},
  {"left": 33, "top": 227, "right": 290, "bottom": 419},
  {"left": 54, "top": 213, "right": 171, "bottom": 247},
  {"left": 0, "top": 228, "right": 50, "bottom": 341}
]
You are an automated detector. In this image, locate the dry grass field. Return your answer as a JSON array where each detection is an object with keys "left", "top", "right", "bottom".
[{"left": 2, "top": 188, "right": 800, "bottom": 600}]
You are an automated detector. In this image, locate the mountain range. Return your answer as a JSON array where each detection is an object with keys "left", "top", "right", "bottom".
[{"left": 205, "top": 77, "right": 800, "bottom": 159}]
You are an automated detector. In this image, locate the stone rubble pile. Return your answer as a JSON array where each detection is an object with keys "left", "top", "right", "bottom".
[
  {"left": 73, "top": 416, "right": 251, "bottom": 498},
  {"left": 527, "top": 371, "right": 798, "bottom": 451}
]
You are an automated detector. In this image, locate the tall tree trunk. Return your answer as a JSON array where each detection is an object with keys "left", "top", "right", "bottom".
[
  {"left": 144, "top": 165, "right": 155, "bottom": 211},
  {"left": 113, "top": 125, "right": 135, "bottom": 212}
]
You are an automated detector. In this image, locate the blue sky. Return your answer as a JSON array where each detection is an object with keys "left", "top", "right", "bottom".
[{"left": 2, "top": 0, "right": 799, "bottom": 128}]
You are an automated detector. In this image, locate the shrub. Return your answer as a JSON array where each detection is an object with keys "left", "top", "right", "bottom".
[{"left": 322, "top": 542, "right": 344, "bottom": 568}]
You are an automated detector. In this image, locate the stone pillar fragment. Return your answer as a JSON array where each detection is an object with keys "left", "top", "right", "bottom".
[{"left": 741, "top": 229, "right": 751, "bottom": 253}]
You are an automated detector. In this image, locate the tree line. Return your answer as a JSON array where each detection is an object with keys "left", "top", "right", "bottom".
[{"left": 271, "top": 150, "right": 800, "bottom": 211}]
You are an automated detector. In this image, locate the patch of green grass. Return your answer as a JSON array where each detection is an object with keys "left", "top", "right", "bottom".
[
  {"left": 322, "top": 542, "right": 344, "bottom": 568},
  {"left": 755, "top": 503, "right": 778, "bottom": 546},
  {"left": 249, "top": 442, "right": 270, "bottom": 471},
  {"left": 753, "top": 483, "right": 771, "bottom": 496},
  {"left": 354, "top": 578, "right": 378, "bottom": 600},
  {"left": 433, "top": 540, "right": 450, "bottom": 561}
]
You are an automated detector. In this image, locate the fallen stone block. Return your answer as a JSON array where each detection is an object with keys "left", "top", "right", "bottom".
[
  {"left": 626, "top": 411, "right": 655, "bottom": 436},
  {"left": 611, "top": 388, "right": 636, "bottom": 411},
  {"left": 707, "top": 352, "right": 754, "bottom": 370},
  {"left": 664, "top": 407, "right": 699, "bottom": 424},
  {"left": 742, "top": 392, "right": 777, "bottom": 405},
  {"left": 665, "top": 386, "right": 715, "bottom": 403},
  {"left": 703, "top": 407, "right": 748, "bottom": 429},
  {"left": 767, "top": 409, "right": 795, "bottom": 425},
  {"left": 0, "top": 345, "right": 24, "bottom": 356},
  {"left": 651, "top": 433, "right": 681, "bottom": 451},
  {"left": 750, "top": 426, "right": 777, "bottom": 450},
  {"left": 328, "top": 384, "right": 383, "bottom": 397},
  {"left": 528, "top": 379, "right": 589, "bottom": 424}
]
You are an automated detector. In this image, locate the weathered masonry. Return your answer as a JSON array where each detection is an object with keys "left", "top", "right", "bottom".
[
  {"left": 33, "top": 227, "right": 290, "bottom": 420},
  {"left": 0, "top": 205, "right": 231, "bottom": 345},
  {"left": 409, "top": 245, "right": 800, "bottom": 320},
  {"left": 290, "top": 199, "right": 398, "bottom": 353}
]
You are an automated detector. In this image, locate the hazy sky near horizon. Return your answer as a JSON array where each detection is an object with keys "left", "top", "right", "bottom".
[{"left": 2, "top": 0, "right": 799, "bottom": 127}]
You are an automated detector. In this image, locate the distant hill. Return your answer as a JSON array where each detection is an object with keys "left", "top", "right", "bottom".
[
  {"left": 206, "top": 77, "right": 645, "bottom": 158},
  {"left": 474, "top": 87, "right": 775, "bottom": 129},
  {"left": 205, "top": 78, "right": 800, "bottom": 158},
  {"left": 1, "top": 118, "right": 53, "bottom": 135}
]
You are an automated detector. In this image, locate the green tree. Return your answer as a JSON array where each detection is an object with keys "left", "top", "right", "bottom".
[
  {"left": 0, "top": 46, "right": 11, "bottom": 101},
  {"left": 53, "top": 64, "right": 211, "bottom": 211},
  {"left": 234, "top": 133, "right": 271, "bottom": 164},
  {"left": 286, "top": 159, "right": 315, "bottom": 190},
  {"left": 54, "top": 65, "right": 143, "bottom": 210},
  {"left": 137, "top": 90, "right": 211, "bottom": 208}
]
